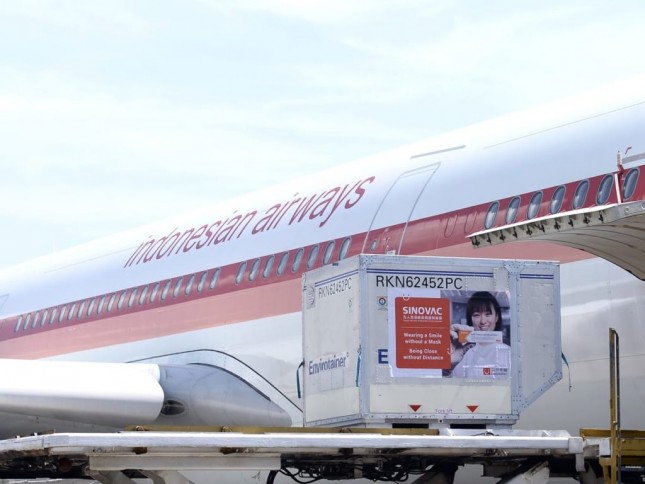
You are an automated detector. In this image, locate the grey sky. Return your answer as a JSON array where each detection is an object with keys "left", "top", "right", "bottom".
[{"left": 2, "top": 0, "right": 645, "bottom": 268}]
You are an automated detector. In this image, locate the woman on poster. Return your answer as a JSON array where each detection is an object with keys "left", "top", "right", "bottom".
[{"left": 448, "top": 291, "right": 511, "bottom": 379}]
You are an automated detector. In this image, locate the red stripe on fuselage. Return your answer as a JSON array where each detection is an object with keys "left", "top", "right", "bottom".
[
  {"left": 0, "top": 278, "right": 301, "bottom": 358},
  {"left": 0, "top": 241, "right": 586, "bottom": 359}
]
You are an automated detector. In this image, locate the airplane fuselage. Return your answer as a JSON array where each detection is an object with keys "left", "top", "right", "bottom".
[{"left": 0, "top": 85, "right": 644, "bottom": 442}]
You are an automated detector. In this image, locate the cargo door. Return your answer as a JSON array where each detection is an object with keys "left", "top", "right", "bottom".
[
  {"left": 361, "top": 162, "right": 440, "bottom": 255},
  {"left": 469, "top": 200, "right": 645, "bottom": 280}
]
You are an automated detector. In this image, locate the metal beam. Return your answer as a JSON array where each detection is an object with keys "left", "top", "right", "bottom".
[
  {"left": 140, "top": 470, "right": 194, "bottom": 484},
  {"left": 89, "top": 454, "right": 281, "bottom": 471}
]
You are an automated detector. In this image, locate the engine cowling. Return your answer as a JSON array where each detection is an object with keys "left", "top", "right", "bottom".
[{"left": 153, "top": 364, "right": 292, "bottom": 427}]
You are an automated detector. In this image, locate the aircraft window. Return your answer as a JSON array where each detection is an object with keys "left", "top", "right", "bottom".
[
  {"left": 41, "top": 309, "right": 48, "bottom": 326},
  {"left": 323, "top": 241, "right": 335, "bottom": 265},
  {"left": 87, "top": 298, "right": 96, "bottom": 316},
  {"left": 209, "top": 269, "right": 221, "bottom": 290},
  {"left": 150, "top": 282, "right": 160, "bottom": 303},
  {"left": 107, "top": 293, "right": 117, "bottom": 312},
  {"left": 32, "top": 312, "right": 40, "bottom": 328},
  {"left": 97, "top": 296, "right": 106, "bottom": 315},
  {"left": 128, "top": 289, "right": 138, "bottom": 308},
  {"left": 249, "top": 258, "right": 261, "bottom": 282},
  {"left": 550, "top": 186, "right": 566, "bottom": 214},
  {"left": 623, "top": 168, "right": 639, "bottom": 200},
  {"left": 292, "top": 248, "right": 304, "bottom": 273},
  {"left": 117, "top": 291, "right": 127, "bottom": 310},
  {"left": 307, "top": 245, "right": 320, "bottom": 270},
  {"left": 172, "top": 277, "right": 184, "bottom": 298},
  {"left": 596, "top": 174, "right": 613, "bottom": 205},
  {"left": 277, "top": 252, "right": 289, "bottom": 276},
  {"left": 15, "top": 316, "right": 22, "bottom": 332},
  {"left": 263, "top": 255, "right": 275, "bottom": 279},
  {"left": 68, "top": 303, "right": 77, "bottom": 320},
  {"left": 197, "top": 271, "right": 208, "bottom": 292},
  {"left": 235, "top": 262, "right": 247, "bottom": 285},
  {"left": 78, "top": 300, "right": 87, "bottom": 318},
  {"left": 339, "top": 237, "right": 351, "bottom": 260},
  {"left": 527, "top": 192, "right": 542, "bottom": 220},
  {"left": 58, "top": 306, "right": 67, "bottom": 322},
  {"left": 161, "top": 281, "right": 172, "bottom": 301},
  {"left": 573, "top": 180, "right": 589, "bottom": 209},
  {"left": 505, "top": 197, "right": 521, "bottom": 224},
  {"left": 138, "top": 285, "right": 149, "bottom": 305},
  {"left": 185, "top": 274, "right": 195, "bottom": 296},
  {"left": 23, "top": 313, "right": 31, "bottom": 330},
  {"left": 50, "top": 308, "right": 58, "bottom": 324},
  {"left": 484, "top": 201, "right": 500, "bottom": 229},
  {"left": 369, "top": 239, "right": 378, "bottom": 252}
]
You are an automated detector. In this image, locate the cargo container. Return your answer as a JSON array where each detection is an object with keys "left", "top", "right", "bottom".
[{"left": 302, "top": 254, "right": 561, "bottom": 428}]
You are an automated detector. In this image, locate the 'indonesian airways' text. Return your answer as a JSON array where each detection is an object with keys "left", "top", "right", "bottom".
[{"left": 124, "top": 176, "right": 375, "bottom": 268}]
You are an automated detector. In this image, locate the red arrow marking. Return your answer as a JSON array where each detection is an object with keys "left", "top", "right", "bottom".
[
  {"left": 467, "top": 405, "right": 479, "bottom": 413},
  {"left": 409, "top": 404, "right": 421, "bottom": 412}
]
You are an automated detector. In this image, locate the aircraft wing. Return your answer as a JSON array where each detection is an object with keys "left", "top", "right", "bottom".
[{"left": 0, "top": 359, "right": 293, "bottom": 438}]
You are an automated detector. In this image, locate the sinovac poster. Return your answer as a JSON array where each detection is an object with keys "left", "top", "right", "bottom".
[{"left": 387, "top": 288, "right": 511, "bottom": 379}]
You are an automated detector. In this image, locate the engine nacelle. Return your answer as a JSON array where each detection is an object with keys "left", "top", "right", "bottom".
[{"left": 153, "top": 364, "right": 292, "bottom": 427}]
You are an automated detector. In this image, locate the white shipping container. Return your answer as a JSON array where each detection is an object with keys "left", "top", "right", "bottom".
[{"left": 302, "top": 254, "right": 561, "bottom": 428}]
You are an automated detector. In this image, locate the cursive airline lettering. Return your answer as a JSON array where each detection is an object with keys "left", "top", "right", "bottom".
[{"left": 124, "top": 177, "right": 375, "bottom": 268}]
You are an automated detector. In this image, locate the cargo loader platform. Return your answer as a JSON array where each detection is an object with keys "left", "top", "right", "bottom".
[{"left": 0, "top": 426, "right": 631, "bottom": 483}]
